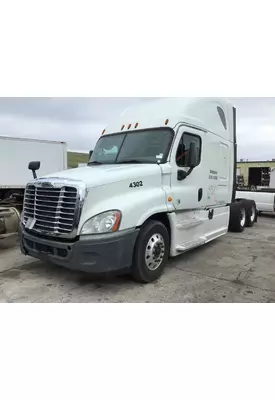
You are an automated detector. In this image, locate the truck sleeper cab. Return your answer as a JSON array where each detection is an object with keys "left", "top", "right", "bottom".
[{"left": 20, "top": 98, "right": 257, "bottom": 283}]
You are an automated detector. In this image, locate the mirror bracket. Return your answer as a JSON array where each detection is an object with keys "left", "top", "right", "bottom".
[{"left": 177, "top": 167, "right": 195, "bottom": 181}]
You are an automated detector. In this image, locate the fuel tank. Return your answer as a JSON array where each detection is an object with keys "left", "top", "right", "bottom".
[{"left": 0, "top": 207, "right": 20, "bottom": 239}]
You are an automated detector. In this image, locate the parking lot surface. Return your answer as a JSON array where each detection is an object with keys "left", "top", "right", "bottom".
[{"left": 1, "top": 215, "right": 275, "bottom": 303}]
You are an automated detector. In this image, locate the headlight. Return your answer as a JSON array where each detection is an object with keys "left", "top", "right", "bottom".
[{"left": 81, "top": 210, "right": 121, "bottom": 235}]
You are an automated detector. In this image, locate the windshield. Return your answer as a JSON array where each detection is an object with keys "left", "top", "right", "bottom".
[{"left": 89, "top": 129, "right": 174, "bottom": 165}]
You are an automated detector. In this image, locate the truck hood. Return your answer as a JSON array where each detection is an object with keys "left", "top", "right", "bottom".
[{"left": 43, "top": 164, "right": 162, "bottom": 188}]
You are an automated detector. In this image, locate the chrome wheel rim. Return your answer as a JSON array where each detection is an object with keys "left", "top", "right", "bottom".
[
  {"left": 145, "top": 233, "right": 165, "bottom": 271},
  {"left": 250, "top": 207, "right": 255, "bottom": 222},
  {"left": 240, "top": 208, "right": 246, "bottom": 227}
]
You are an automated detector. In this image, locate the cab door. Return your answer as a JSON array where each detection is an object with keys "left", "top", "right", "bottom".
[
  {"left": 169, "top": 125, "right": 208, "bottom": 250},
  {"left": 170, "top": 125, "right": 206, "bottom": 211}
]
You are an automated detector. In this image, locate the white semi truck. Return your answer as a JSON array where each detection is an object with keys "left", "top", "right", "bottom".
[
  {"left": 0, "top": 136, "right": 67, "bottom": 241},
  {"left": 236, "top": 189, "right": 275, "bottom": 214},
  {"left": 236, "top": 166, "right": 275, "bottom": 214},
  {"left": 19, "top": 98, "right": 257, "bottom": 283}
]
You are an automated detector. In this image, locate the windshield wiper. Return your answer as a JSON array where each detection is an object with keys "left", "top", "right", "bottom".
[
  {"left": 117, "top": 159, "right": 146, "bottom": 164},
  {"left": 88, "top": 161, "right": 103, "bottom": 166}
]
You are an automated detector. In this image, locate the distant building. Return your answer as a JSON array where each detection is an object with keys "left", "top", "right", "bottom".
[{"left": 237, "top": 160, "right": 275, "bottom": 187}]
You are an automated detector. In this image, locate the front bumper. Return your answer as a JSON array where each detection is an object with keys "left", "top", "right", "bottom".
[{"left": 19, "top": 225, "right": 139, "bottom": 274}]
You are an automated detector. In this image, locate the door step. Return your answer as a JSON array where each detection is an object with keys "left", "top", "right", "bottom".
[
  {"left": 176, "top": 218, "right": 204, "bottom": 230},
  {"left": 176, "top": 237, "right": 206, "bottom": 252}
]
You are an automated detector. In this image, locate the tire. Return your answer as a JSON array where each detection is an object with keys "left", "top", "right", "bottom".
[
  {"left": 229, "top": 202, "right": 247, "bottom": 233},
  {"left": 245, "top": 200, "right": 257, "bottom": 227},
  {"left": 131, "top": 220, "right": 169, "bottom": 283}
]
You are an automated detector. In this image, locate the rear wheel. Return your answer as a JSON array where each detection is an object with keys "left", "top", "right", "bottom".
[
  {"left": 229, "top": 202, "right": 247, "bottom": 232},
  {"left": 131, "top": 220, "right": 169, "bottom": 283},
  {"left": 246, "top": 201, "right": 257, "bottom": 227}
]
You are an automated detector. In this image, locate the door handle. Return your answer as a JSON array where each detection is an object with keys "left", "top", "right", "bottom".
[{"left": 198, "top": 188, "right": 203, "bottom": 202}]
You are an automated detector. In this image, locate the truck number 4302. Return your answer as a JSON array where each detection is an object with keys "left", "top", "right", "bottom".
[{"left": 129, "top": 181, "right": 143, "bottom": 188}]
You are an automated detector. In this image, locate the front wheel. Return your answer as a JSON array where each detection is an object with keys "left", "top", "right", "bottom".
[{"left": 131, "top": 220, "right": 169, "bottom": 283}]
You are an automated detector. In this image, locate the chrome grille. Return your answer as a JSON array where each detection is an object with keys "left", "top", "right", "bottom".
[{"left": 23, "top": 184, "right": 78, "bottom": 235}]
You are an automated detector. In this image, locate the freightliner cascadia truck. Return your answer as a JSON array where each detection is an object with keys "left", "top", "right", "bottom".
[{"left": 19, "top": 98, "right": 257, "bottom": 283}]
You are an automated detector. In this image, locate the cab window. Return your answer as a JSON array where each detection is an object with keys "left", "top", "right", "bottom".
[{"left": 176, "top": 133, "right": 201, "bottom": 167}]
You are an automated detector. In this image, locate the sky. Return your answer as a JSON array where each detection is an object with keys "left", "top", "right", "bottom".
[{"left": 0, "top": 97, "right": 274, "bottom": 161}]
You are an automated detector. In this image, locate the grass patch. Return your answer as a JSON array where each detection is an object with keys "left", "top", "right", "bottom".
[{"left": 67, "top": 152, "right": 89, "bottom": 168}]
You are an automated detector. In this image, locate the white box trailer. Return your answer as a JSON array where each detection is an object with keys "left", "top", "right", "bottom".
[
  {"left": 0, "top": 136, "right": 67, "bottom": 189},
  {"left": 0, "top": 136, "right": 67, "bottom": 240},
  {"left": 270, "top": 168, "right": 275, "bottom": 189}
]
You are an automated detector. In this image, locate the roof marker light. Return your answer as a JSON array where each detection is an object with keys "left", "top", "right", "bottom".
[
  {"left": 121, "top": 125, "right": 125, "bottom": 130},
  {"left": 102, "top": 129, "right": 106, "bottom": 135},
  {"left": 135, "top": 123, "right": 139, "bottom": 128},
  {"left": 128, "top": 124, "right": 131, "bottom": 129},
  {"left": 165, "top": 119, "right": 169, "bottom": 125}
]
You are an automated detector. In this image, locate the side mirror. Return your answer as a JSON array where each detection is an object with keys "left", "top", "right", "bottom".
[
  {"left": 187, "top": 141, "right": 198, "bottom": 168},
  {"left": 28, "top": 161, "right": 41, "bottom": 179}
]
